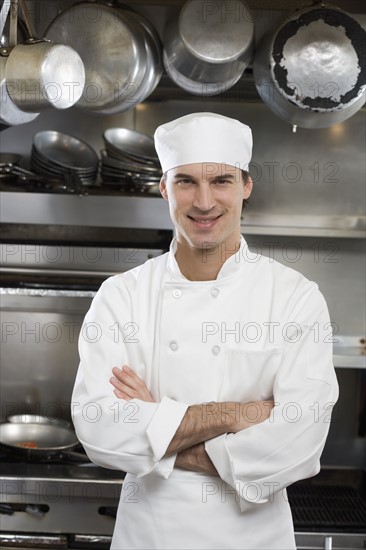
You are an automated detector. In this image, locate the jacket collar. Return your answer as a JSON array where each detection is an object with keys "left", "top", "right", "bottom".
[{"left": 167, "top": 235, "right": 252, "bottom": 281}]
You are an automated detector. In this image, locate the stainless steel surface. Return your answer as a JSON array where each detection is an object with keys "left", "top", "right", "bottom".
[
  {"left": 0, "top": 244, "right": 165, "bottom": 425},
  {"left": 0, "top": 0, "right": 12, "bottom": 42},
  {"left": 44, "top": 2, "right": 148, "bottom": 114},
  {"left": 295, "top": 532, "right": 366, "bottom": 549},
  {"left": 0, "top": 59, "right": 40, "bottom": 125},
  {"left": 103, "top": 127, "right": 158, "bottom": 162},
  {"left": 98, "top": 6, "right": 163, "bottom": 112},
  {"left": 163, "top": 0, "right": 254, "bottom": 95},
  {"left": 333, "top": 336, "right": 366, "bottom": 369},
  {"left": 0, "top": 245, "right": 164, "bottom": 272},
  {"left": 7, "top": 415, "right": 71, "bottom": 428},
  {"left": 100, "top": 152, "right": 161, "bottom": 175},
  {"left": 0, "top": 533, "right": 68, "bottom": 548},
  {"left": 254, "top": 5, "right": 366, "bottom": 128},
  {"left": 5, "top": 41, "right": 85, "bottom": 111},
  {"left": 0, "top": 465, "right": 123, "bottom": 538},
  {"left": 0, "top": 0, "right": 39, "bottom": 126},
  {"left": 126, "top": 9, "right": 163, "bottom": 102},
  {"left": 33, "top": 131, "right": 98, "bottom": 170},
  {"left": 18, "top": 0, "right": 37, "bottom": 40},
  {"left": 0, "top": 192, "right": 174, "bottom": 230},
  {"left": 0, "top": 423, "right": 78, "bottom": 450}
]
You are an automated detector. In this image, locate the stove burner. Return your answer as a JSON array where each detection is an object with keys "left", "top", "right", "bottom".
[
  {"left": 0, "top": 443, "right": 90, "bottom": 464},
  {"left": 287, "top": 483, "right": 366, "bottom": 532}
]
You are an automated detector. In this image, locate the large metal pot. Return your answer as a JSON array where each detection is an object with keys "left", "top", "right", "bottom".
[
  {"left": 0, "top": 0, "right": 39, "bottom": 125},
  {"left": 253, "top": 4, "right": 366, "bottom": 129},
  {"left": 45, "top": 2, "right": 160, "bottom": 114},
  {"left": 163, "top": 0, "right": 254, "bottom": 96},
  {"left": 5, "top": 39, "right": 86, "bottom": 112},
  {"left": 0, "top": 55, "right": 39, "bottom": 125}
]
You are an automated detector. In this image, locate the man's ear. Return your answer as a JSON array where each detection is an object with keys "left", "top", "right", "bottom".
[
  {"left": 159, "top": 176, "right": 168, "bottom": 201},
  {"left": 243, "top": 175, "right": 253, "bottom": 200}
]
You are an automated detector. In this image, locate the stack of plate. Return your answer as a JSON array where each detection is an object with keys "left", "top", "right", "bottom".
[
  {"left": 101, "top": 128, "right": 162, "bottom": 194},
  {"left": 31, "top": 131, "right": 99, "bottom": 188}
]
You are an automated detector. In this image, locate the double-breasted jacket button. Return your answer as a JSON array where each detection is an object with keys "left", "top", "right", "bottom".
[
  {"left": 169, "top": 341, "right": 179, "bottom": 352},
  {"left": 211, "top": 287, "right": 220, "bottom": 298},
  {"left": 172, "top": 289, "right": 182, "bottom": 298}
]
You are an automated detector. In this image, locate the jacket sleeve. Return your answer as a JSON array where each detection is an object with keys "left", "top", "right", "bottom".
[
  {"left": 204, "top": 284, "right": 339, "bottom": 512},
  {"left": 71, "top": 276, "right": 188, "bottom": 479}
]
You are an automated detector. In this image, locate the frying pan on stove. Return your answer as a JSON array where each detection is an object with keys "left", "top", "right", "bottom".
[{"left": 0, "top": 422, "right": 89, "bottom": 463}]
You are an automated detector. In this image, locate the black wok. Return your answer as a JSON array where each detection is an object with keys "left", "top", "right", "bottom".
[{"left": 0, "top": 422, "right": 89, "bottom": 463}]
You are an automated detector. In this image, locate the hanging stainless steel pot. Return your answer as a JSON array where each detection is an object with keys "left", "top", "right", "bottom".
[
  {"left": 5, "top": 40, "right": 86, "bottom": 112},
  {"left": 0, "top": 55, "right": 39, "bottom": 125},
  {"left": 0, "top": 0, "right": 39, "bottom": 125},
  {"left": 253, "top": 3, "right": 366, "bottom": 129},
  {"left": 3, "top": 0, "right": 85, "bottom": 112},
  {"left": 163, "top": 0, "right": 254, "bottom": 96},
  {"left": 44, "top": 2, "right": 150, "bottom": 114}
]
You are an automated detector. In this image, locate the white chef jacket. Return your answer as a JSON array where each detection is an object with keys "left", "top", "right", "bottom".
[{"left": 72, "top": 236, "right": 339, "bottom": 550}]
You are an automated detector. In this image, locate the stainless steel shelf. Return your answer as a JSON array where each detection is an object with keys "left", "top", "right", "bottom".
[
  {"left": 333, "top": 336, "right": 366, "bottom": 369},
  {"left": 241, "top": 213, "right": 366, "bottom": 239},
  {"left": 0, "top": 192, "right": 174, "bottom": 230},
  {"left": 1, "top": 192, "right": 365, "bottom": 238},
  {"left": 333, "top": 354, "right": 366, "bottom": 369}
]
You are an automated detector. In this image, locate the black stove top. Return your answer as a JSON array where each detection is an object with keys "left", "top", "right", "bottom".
[{"left": 287, "top": 482, "right": 366, "bottom": 533}]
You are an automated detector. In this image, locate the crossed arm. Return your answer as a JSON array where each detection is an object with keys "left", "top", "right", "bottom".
[{"left": 110, "top": 365, "right": 274, "bottom": 476}]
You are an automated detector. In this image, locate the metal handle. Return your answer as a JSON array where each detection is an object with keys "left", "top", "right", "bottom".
[
  {"left": 0, "top": 533, "right": 67, "bottom": 548},
  {"left": 8, "top": 0, "right": 17, "bottom": 47},
  {"left": 73, "top": 534, "right": 113, "bottom": 545},
  {"left": 324, "top": 536, "right": 332, "bottom": 550},
  {"left": 0, "top": 0, "right": 12, "bottom": 41},
  {"left": 18, "top": 0, "right": 37, "bottom": 40}
]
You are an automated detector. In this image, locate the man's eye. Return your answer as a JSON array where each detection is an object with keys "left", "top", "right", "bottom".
[
  {"left": 215, "top": 179, "right": 230, "bottom": 185},
  {"left": 177, "top": 179, "right": 194, "bottom": 185}
]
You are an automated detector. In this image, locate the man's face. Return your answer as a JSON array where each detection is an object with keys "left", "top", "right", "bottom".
[{"left": 160, "top": 163, "right": 253, "bottom": 250}]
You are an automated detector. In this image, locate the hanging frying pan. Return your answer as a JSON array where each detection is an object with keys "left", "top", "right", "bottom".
[
  {"left": 0, "top": 422, "right": 89, "bottom": 463},
  {"left": 253, "top": 3, "right": 366, "bottom": 129}
]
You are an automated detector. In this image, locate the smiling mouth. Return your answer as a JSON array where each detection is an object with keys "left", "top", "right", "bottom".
[{"left": 188, "top": 214, "right": 223, "bottom": 226}]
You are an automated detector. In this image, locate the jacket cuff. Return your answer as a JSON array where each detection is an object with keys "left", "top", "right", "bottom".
[
  {"left": 146, "top": 396, "right": 189, "bottom": 461},
  {"left": 205, "top": 434, "right": 268, "bottom": 512},
  {"left": 205, "top": 434, "right": 235, "bottom": 486}
]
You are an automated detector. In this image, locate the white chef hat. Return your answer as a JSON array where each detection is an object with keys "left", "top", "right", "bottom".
[{"left": 154, "top": 112, "right": 252, "bottom": 174}]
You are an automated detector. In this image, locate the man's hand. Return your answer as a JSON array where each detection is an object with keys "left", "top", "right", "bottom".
[
  {"left": 110, "top": 365, "right": 155, "bottom": 402},
  {"left": 176, "top": 443, "right": 219, "bottom": 476}
]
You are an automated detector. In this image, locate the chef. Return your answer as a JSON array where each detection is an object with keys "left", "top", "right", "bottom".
[{"left": 71, "top": 112, "right": 339, "bottom": 549}]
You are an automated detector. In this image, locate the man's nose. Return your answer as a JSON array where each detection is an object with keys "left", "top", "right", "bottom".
[{"left": 192, "top": 184, "right": 216, "bottom": 211}]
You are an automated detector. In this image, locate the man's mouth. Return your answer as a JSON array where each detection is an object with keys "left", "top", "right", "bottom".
[{"left": 187, "top": 214, "right": 223, "bottom": 228}]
